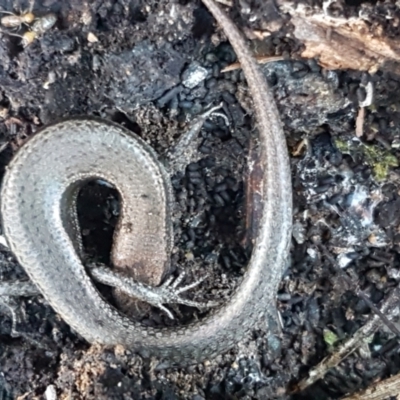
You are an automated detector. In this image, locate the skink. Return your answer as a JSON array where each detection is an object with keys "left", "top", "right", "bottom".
[{"left": 0, "top": 0, "right": 292, "bottom": 365}]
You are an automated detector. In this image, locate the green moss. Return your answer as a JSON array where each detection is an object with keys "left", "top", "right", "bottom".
[
  {"left": 333, "top": 138, "right": 398, "bottom": 181},
  {"left": 323, "top": 328, "right": 339, "bottom": 348},
  {"left": 362, "top": 144, "right": 398, "bottom": 181},
  {"left": 333, "top": 138, "right": 352, "bottom": 154}
]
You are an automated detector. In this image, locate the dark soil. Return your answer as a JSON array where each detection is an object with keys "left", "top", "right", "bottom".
[{"left": 1, "top": 0, "right": 400, "bottom": 399}]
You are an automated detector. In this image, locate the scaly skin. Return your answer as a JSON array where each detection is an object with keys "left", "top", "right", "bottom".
[{"left": 0, "top": 0, "right": 292, "bottom": 365}]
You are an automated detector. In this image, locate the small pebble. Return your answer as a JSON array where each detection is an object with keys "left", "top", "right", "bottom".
[
  {"left": 182, "top": 62, "right": 208, "bottom": 89},
  {"left": 87, "top": 32, "right": 99, "bottom": 43},
  {"left": 45, "top": 385, "right": 57, "bottom": 400}
]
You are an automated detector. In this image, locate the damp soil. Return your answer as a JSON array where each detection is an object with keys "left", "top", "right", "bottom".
[{"left": 1, "top": 0, "right": 400, "bottom": 399}]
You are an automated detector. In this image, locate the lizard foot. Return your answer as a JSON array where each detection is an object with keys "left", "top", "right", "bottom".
[
  {"left": 166, "top": 102, "right": 228, "bottom": 174},
  {"left": 89, "top": 264, "right": 219, "bottom": 319}
]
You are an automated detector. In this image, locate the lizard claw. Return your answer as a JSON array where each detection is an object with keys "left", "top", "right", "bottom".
[
  {"left": 89, "top": 265, "right": 219, "bottom": 320},
  {"left": 154, "top": 271, "right": 220, "bottom": 319}
]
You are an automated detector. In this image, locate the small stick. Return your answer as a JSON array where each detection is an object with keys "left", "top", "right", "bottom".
[
  {"left": 221, "top": 55, "right": 285, "bottom": 72},
  {"left": 341, "top": 372, "right": 400, "bottom": 400},
  {"left": 321, "top": 246, "right": 400, "bottom": 338},
  {"left": 355, "top": 106, "right": 365, "bottom": 138},
  {"left": 292, "top": 285, "right": 400, "bottom": 393},
  {"left": 355, "top": 81, "right": 373, "bottom": 138},
  {"left": 215, "top": 0, "right": 233, "bottom": 6}
]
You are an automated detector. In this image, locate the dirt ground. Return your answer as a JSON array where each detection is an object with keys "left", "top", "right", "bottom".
[{"left": 1, "top": 0, "right": 400, "bottom": 399}]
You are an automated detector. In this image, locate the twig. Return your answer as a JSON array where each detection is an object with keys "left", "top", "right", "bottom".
[
  {"left": 355, "top": 107, "right": 365, "bottom": 138},
  {"left": 215, "top": 0, "right": 233, "bottom": 7},
  {"left": 355, "top": 81, "right": 373, "bottom": 138},
  {"left": 292, "top": 285, "right": 400, "bottom": 393},
  {"left": 321, "top": 246, "right": 400, "bottom": 338},
  {"left": 341, "top": 372, "right": 400, "bottom": 399},
  {"left": 221, "top": 55, "right": 285, "bottom": 72}
]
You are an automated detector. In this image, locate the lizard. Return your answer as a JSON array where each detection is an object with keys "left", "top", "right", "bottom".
[{"left": 0, "top": 0, "right": 292, "bottom": 365}]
